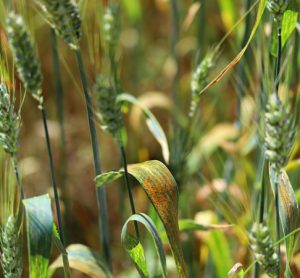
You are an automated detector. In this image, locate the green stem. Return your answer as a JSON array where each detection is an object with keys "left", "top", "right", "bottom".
[
  {"left": 41, "top": 106, "right": 70, "bottom": 277},
  {"left": 50, "top": 28, "right": 70, "bottom": 242},
  {"left": 50, "top": 29, "right": 68, "bottom": 202},
  {"left": 170, "top": 0, "right": 180, "bottom": 111},
  {"left": 12, "top": 154, "right": 24, "bottom": 200},
  {"left": 75, "top": 49, "right": 112, "bottom": 270},
  {"left": 41, "top": 106, "right": 65, "bottom": 246},
  {"left": 119, "top": 142, "right": 140, "bottom": 238},
  {"left": 275, "top": 174, "right": 281, "bottom": 277},
  {"left": 275, "top": 26, "right": 282, "bottom": 99}
]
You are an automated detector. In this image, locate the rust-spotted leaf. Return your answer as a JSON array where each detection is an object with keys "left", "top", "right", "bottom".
[{"left": 95, "top": 160, "right": 187, "bottom": 277}]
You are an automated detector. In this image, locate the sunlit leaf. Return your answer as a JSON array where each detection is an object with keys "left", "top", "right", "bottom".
[
  {"left": 270, "top": 0, "right": 299, "bottom": 56},
  {"left": 121, "top": 0, "right": 142, "bottom": 23},
  {"left": 118, "top": 93, "right": 170, "bottom": 163},
  {"left": 178, "top": 219, "right": 233, "bottom": 232},
  {"left": 183, "top": 2, "right": 201, "bottom": 31},
  {"left": 96, "top": 160, "right": 187, "bottom": 277},
  {"left": 269, "top": 168, "right": 300, "bottom": 270},
  {"left": 207, "top": 231, "right": 233, "bottom": 278},
  {"left": 48, "top": 244, "right": 112, "bottom": 278},
  {"left": 121, "top": 213, "right": 167, "bottom": 277},
  {"left": 218, "top": 0, "right": 237, "bottom": 31},
  {"left": 23, "top": 194, "right": 53, "bottom": 278}
]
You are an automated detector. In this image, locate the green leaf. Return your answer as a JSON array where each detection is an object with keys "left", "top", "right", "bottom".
[
  {"left": 121, "top": 213, "right": 167, "bottom": 278},
  {"left": 269, "top": 168, "right": 300, "bottom": 271},
  {"left": 95, "top": 160, "right": 187, "bottom": 277},
  {"left": 118, "top": 93, "right": 170, "bottom": 163},
  {"left": 48, "top": 244, "right": 112, "bottom": 278},
  {"left": 207, "top": 231, "right": 233, "bottom": 278},
  {"left": 23, "top": 194, "right": 53, "bottom": 278},
  {"left": 121, "top": 0, "right": 142, "bottom": 23},
  {"left": 270, "top": 0, "right": 299, "bottom": 56},
  {"left": 228, "top": 263, "right": 244, "bottom": 278},
  {"left": 218, "top": 0, "right": 237, "bottom": 31}
]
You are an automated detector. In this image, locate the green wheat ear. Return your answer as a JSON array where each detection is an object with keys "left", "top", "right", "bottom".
[
  {"left": 249, "top": 223, "right": 279, "bottom": 277},
  {"left": 0, "top": 84, "right": 20, "bottom": 156},
  {"left": 103, "top": 4, "right": 120, "bottom": 52},
  {"left": 94, "top": 76, "right": 123, "bottom": 139},
  {"left": 1, "top": 215, "right": 22, "bottom": 278},
  {"left": 267, "top": 0, "right": 288, "bottom": 24},
  {"left": 35, "top": 0, "right": 81, "bottom": 50},
  {"left": 264, "top": 93, "right": 294, "bottom": 171},
  {"left": 6, "top": 13, "right": 43, "bottom": 108},
  {"left": 189, "top": 51, "right": 215, "bottom": 117}
]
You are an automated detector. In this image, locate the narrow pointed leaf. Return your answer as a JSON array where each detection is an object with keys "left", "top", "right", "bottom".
[
  {"left": 198, "top": 0, "right": 267, "bottom": 96},
  {"left": 118, "top": 93, "right": 170, "bottom": 163},
  {"left": 270, "top": 0, "right": 299, "bottom": 56},
  {"left": 269, "top": 167, "right": 300, "bottom": 265},
  {"left": 48, "top": 244, "right": 112, "bottom": 278},
  {"left": 23, "top": 194, "right": 53, "bottom": 278},
  {"left": 96, "top": 160, "right": 187, "bottom": 277},
  {"left": 121, "top": 213, "right": 167, "bottom": 278}
]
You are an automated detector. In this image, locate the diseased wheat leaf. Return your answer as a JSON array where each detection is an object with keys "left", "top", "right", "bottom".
[
  {"left": 269, "top": 167, "right": 300, "bottom": 269},
  {"left": 122, "top": 213, "right": 167, "bottom": 278},
  {"left": 48, "top": 244, "right": 112, "bottom": 278},
  {"left": 95, "top": 160, "right": 187, "bottom": 277},
  {"left": 23, "top": 194, "right": 53, "bottom": 278}
]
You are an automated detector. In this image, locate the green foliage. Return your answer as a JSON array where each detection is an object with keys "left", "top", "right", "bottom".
[
  {"left": 121, "top": 213, "right": 167, "bottom": 277},
  {"left": 48, "top": 244, "right": 111, "bottom": 278},
  {"left": 96, "top": 160, "right": 186, "bottom": 276},
  {"left": 23, "top": 195, "right": 53, "bottom": 278}
]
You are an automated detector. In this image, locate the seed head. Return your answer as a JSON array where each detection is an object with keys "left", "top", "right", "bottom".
[
  {"left": 189, "top": 52, "right": 215, "bottom": 116},
  {"left": 35, "top": 0, "right": 81, "bottom": 50},
  {"left": 267, "top": 0, "right": 288, "bottom": 24},
  {"left": 6, "top": 13, "right": 43, "bottom": 108},
  {"left": 94, "top": 76, "right": 123, "bottom": 139},
  {"left": 1, "top": 215, "right": 23, "bottom": 278},
  {"left": 249, "top": 223, "right": 279, "bottom": 277},
  {"left": 264, "top": 93, "right": 294, "bottom": 171},
  {"left": 0, "top": 84, "right": 20, "bottom": 156},
  {"left": 103, "top": 4, "right": 120, "bottom": 52}
]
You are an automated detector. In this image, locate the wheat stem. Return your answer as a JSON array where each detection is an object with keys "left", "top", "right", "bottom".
[
  {"left": 75, "top": 49, "right": 112, "bottom": 270},
  {"left": 119, "top": 142, "right": 140, "bottom": 238}
]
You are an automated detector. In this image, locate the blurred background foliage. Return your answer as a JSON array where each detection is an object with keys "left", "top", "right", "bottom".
[{"left": 0, "top": 0, "right": 299, "bottom": 277}]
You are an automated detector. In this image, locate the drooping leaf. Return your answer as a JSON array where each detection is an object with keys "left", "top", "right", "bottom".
[
  {"left": 270, "top": 0, "right": 299, "bottom": 56},
  {"left": 178, "top": 219, "right": 233, "bottom": 232},
  {"left": 198, "top": 0, "right": 267, "bottom": 96},
  {"left": 187, "top": 123, "right": 239, "bottom": 174},
  {"left": 48, "top": 244, "right": 111, "bottom": 278},
  {"left": 121, "top": 213, "right": 167, "bottom": 278},
  {"left": 118, "top": 93, "right": 170, "bottom": 163},
  {"left": 23, "top": 194, "right": 53, "bottom": 278},
  {"left": 269, "top": 167, "right": 300, "bottom": 270},
  {"left": 96, "top": 160, "right": 187, "bottom": 277}
]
